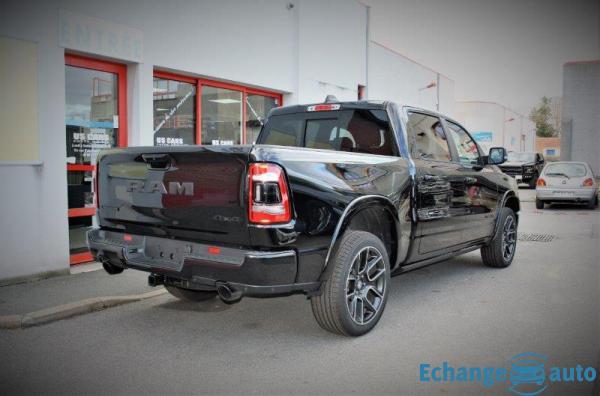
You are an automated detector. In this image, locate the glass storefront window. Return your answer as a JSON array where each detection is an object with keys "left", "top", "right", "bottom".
[
  {"left": 153, "top": 78, "right": 196, "bottom": 146},
  {"left": 246, "top": 94, "right": 278, "bottom": 144},
  {"left": 65, "top": 66, "right": 118, "bottom": 165},
  {"left": 201, "top": 86, "right": 242, "bottom": 145}
]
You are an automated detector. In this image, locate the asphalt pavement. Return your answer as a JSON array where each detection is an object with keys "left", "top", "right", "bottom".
[{"left": 1, "top": 188, "right": 598, "bottom": 395}]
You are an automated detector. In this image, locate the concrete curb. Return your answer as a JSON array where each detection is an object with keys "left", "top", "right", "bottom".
[{"left": 0, "top": 288, "right": 167, "bottom": 330}]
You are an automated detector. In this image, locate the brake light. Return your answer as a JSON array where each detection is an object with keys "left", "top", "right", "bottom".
[
  {"left": 536, "top": 178, "right": 546, "bottom": 187},
  {"left": 307, "top": 104, "right": 340, "bottom": 112},
  {"left": 582, "top": 178, "right": 594, "bottom": 187},
  {"left": 248, "top": 163, "right": 291, "bottom": 224}
]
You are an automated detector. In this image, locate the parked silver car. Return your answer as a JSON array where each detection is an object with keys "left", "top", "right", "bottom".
[{"left": 535, "top": 161, "right": 598, "bottom": 209}]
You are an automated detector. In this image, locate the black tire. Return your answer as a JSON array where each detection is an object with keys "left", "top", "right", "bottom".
[
  {"left": 535, "top": 199, "right": 544, "bottom": 210},
  {"left": 528, "top": 176, "right": 537, "bottom": 189},
  {"left": 310, "top": 230, "right": 391, "bottom": 336},
  {"left": 586, "top": 195, "right": 597, "bottom": 210},
  {"left": 165, "top": 285, "right": 218, "bottom": 302},
  {"left": 481, "top": 207, "right": 517, "bottom": 268},
  {"left": 102, "top": 261, "right": 124, "bottom": 275}
]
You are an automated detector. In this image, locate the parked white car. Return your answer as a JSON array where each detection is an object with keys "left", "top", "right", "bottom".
[{"left": 535, "top": 161, "right": 598, "bottom": 209}]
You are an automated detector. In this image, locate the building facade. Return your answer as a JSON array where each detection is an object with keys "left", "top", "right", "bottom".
[
  {"left": 454, "top": 101, "right": 536, "bottom": 153},
  {"left": 0, "top": 0, "right": 456, "bottom": 282},
  {"left": 535, "top": 137, "right": 561, "bottom": 161},
  {"left": 560, "top": 61, "right": 600, "bottom": 175}
]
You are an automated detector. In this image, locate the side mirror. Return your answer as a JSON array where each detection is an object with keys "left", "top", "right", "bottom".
[{"left": 488, "top": 147, "right": 507, "bottom": 165}]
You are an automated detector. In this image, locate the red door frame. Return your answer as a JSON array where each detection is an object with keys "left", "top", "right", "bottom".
[
  {"left": 153, "top": 70, "right": 283, "bottom": 145},
  {"left": 65, "top": 54, "right": 128, "bottom": 265}
]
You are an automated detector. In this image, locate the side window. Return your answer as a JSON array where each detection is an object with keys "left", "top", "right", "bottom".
[
  {"left": 406, "top": 112, "right": 451, "bottom": 161},
  {"left": 446, "top": 121, "right": 481, "bottom": 166}
]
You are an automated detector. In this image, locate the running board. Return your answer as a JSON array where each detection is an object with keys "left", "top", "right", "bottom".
[{"left": 392, "top": 244, "right": 482, "bottom": 276}]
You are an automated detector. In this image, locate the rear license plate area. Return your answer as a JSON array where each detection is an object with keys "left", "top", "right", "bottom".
[{"left": 553, "top": 191, "right": 574, "bottom": 197}]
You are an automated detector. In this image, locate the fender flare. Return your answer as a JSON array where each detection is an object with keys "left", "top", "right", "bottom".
[
  {"left": 490, "top": 190, "right": 520, "bottom": 242},
  {"left": 322, "top": 195, "right": 402, "bottom": 276}
]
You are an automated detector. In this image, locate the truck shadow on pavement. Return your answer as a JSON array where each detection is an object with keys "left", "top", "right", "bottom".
[{"left": 141, "top": 252, "right": 496, "bottom": 338}]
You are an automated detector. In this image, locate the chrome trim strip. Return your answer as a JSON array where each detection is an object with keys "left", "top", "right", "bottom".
[{"left": 245, "top": 250, "right": 296, "bottom": 259}]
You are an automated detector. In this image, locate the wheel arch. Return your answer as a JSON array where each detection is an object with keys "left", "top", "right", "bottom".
[
  {"left": 322, "top": 196, "right": 401, "bottom": 279},
  {"left": 490, "top": 191, "right": 520, "bottom": 242}
]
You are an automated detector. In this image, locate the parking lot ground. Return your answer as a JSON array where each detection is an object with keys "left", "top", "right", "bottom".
[
  {"left": 0, "top": 189, "right": 598, "bottom": 395},
  {"left": 0, "top": 265, "right": 154, "bottom": 316}
]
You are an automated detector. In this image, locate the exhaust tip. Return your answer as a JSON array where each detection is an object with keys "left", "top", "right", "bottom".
[{"left": 216, "top": 282, "right": 242, "bottom": 304}]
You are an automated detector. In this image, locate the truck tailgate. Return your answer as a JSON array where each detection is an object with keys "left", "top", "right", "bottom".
[{"left": 97, "top": 146, "right": 252, "bottom": 246}]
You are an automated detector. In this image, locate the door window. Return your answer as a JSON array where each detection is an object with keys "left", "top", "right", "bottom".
[
  {"left": 65, "top": 56, "right": 126, "bottom": 264},
  {"left": 65, "top": 66, "right": 118, "bottom": 164},
  {"left": 153, "top": 77, "right": 196, "bottom": 146},
  {"left": 406, "top": 112, "right": 451, "bottom": 161},
  {"left": 201, "top": 86, "right": 242, "bottom": 145},
  {"left": 445, "top": 121, "right": 481, "bottom": 166},
  {"left": 246, "top": 94, "right": 279, "bottom": 144}
]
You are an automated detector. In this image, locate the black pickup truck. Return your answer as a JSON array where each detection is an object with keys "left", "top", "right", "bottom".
[
  {"left": 499, "top": 151, "right": 545, "bottom": 188},
  {"left": 88, "top": 100, "right": 520, "bottom": 336}
]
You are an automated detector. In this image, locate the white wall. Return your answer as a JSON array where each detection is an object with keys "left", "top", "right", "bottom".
[
  {"left": 367, "top": 41, "right": 454, "bottom": 115},
  {"left": 297, "top": 0, "right": 367, "bottom": 103}
]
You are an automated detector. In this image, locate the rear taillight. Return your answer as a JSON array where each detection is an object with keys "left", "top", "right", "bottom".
[
  {"left": 582, "top": 178, "right": 594, "bottom": 187},
  {"left": 536, "top": 178, "right": 546, "bottom": 187},
  {"left": 248, "top": 163, "right": 291, "bottom": 224}
]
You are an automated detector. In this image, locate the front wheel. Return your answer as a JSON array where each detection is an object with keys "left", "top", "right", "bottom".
[
  {"left": 165, "top": 285, "right": 218, "bottom": 302},
  {"left": 311, "top": 230, "right": 390, "bottom": 336},
  {"left": 481, "top": 207, "right": 517, "bottom": 268}
]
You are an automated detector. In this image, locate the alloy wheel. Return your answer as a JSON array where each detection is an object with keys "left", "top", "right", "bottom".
[
  {"left": 345, "top": 246, "right": 387, "bottom": 325},
  {"left": 501, "top": 216, "right": 517, "bottom": 262}
]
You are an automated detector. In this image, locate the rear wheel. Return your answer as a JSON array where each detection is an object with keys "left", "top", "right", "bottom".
[
  {"left": 165, "top": 285, "right": 217, "bottom": 302},
  {"left": 311, "top": 230, "right": 390, "bottom": 336},
  {"left": 587, "top": 195, "right": 597, "bottom": 210},
  {"left": 481, "top": 207, "right": 517, "bottom": 268},
  {"left": 535, "top": 199, "right": 544, "bottom": 210}
]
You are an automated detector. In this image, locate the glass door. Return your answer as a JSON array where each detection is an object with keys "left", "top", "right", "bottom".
[
  {"left": 201, "top": 86, "right": 243, "bottom": 145},
  {"left": 64, "top": 55, "right": 127, "bottom": 265}
]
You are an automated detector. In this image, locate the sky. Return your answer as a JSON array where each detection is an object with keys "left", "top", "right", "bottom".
[{"left": 364, "top": 0, "right": 600, "bottom": 115}]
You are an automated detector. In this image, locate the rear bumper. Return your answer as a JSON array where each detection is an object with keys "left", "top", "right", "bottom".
[
  {"left": 536, "top": 187, "right": 596, "bottom": 201},
  {"left": 87, "top": 229, "right": 319, "bottom": 297}
]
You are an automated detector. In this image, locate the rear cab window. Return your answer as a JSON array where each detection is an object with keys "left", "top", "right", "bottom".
[{"left": 258, "top": 109, "right": 398, "bottom": 156}]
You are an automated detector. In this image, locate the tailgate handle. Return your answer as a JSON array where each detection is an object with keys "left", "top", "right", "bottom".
[{"left": 141, "top": 154, "right": 171, "bottom": 170}]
